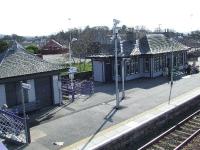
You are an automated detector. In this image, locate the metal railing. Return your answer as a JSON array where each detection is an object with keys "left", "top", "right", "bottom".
[{"left": 0, "top": 109, "right": 29, "bottom": 144}]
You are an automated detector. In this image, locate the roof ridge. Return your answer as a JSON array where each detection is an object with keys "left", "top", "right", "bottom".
[{"left": 0, "top": 50, "right": 9, "bottom": 67}]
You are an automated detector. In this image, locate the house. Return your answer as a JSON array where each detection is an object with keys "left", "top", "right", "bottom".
[
  {"left": 40, "top": 39, "right": 68, "bottom": 55},
  {"left": 39, "top": 39, "right": 69, "bottom": 64},
  {"left": 88, "top": 34, "right": 190, "bottom": 82},
  {"left": 0, "top": 42, "right": 65, "bottom": 112}
]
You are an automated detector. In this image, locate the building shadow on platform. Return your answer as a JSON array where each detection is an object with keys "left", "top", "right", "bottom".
[{"left": 81, "top": 107, "right": 118, "bottom": 150}]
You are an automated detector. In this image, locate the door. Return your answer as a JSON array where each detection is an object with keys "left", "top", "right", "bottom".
[
  {"left": 5, "top": 82, "right": 28, "bottom": 108},
  {"left": 93, "top": 61, "right": 104, "bottom": 82},
  {"left": 105, "top": 62, "right": 112, "bottom": 82},
  {"left": 5, "top": 82, "right": 18, "bottom": 107},
  {"left": 35, "top": 76, "right": 52, "bottom": 107}
]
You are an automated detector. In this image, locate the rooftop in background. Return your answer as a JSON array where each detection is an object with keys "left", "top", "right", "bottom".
[
  {"left": 0, "top": 41, "right": 65, "bottom": 79},
  {"left": 40, "top": 39, "right": 68, "bottom": 55}
]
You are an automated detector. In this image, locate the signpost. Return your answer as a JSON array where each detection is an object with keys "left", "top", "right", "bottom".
[
  {"left": 68, "top": 67, "right": 77, "bottom": 101},
  {"left": 22, "top": 83, "right": 31, "bottom": 90},
  {"left": 20, "top": 81, "right": 31, "bottom": 143}
]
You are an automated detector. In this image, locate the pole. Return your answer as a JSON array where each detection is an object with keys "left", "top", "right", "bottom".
[
  {"left": 68, "top": 19, "right": 74, "bottom": 101},
  {"left": 121, "top": 58, "right": 125, "bottom": 99},
  {"left": 169, "top": 45, "right": 174, "bottom": 104},
  {"left": 69, "top": 41, "right": 73, "bottom": 89},
  {"left": 113, "top": 19, "right": 120, "bottom": 109},
  {"left": 114, "top": 30, "right": 119, "bottom": 109},
  {"left": 20, "top": 81, "right": 29, "bottom": 144},
  {"left": 171, "top": 47, "right": 174, "bottom": 86}
]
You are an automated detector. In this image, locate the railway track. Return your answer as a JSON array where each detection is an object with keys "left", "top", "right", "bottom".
[{"left": 138, "top": 109, "right": 200, "bottom": 150}]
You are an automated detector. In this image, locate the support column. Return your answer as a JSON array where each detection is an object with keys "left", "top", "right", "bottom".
[
  {"left": 0, "top": 84, "right": 6, "bottom": 107},
  {"left": 27, "top": 80, "right": 36, "bottom": 103},
  {"left": 151, "top": 56, "right": 154, "bottom": 77}
]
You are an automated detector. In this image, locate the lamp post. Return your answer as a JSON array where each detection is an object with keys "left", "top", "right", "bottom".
[
  {"left": 120, "top": 41, "right": 125, "bottom": 99},
  {"left": 68, "top": 38, "right": 77, "bottom": 89},
  {"left": 68, "top": 19, "right": 77, "bottom": 101},
  {"left": 113, "top": 19, "right": 120, "bottom": 109}
]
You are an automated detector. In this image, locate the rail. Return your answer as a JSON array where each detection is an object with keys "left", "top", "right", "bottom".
[{"left": 138, "top": 109, "right": 200, "bottom": 150}]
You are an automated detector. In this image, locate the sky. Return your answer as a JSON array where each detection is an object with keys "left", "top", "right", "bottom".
[{"left": 0, "top": 0, "right": 199, "bottom": 36}]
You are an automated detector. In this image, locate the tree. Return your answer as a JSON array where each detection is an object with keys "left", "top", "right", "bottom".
[
  {"left": 0, "top": 40, "right": 9, "bottom": 53},
  {"left": 25, "top": 45, "right": 39, "bottom": 54},
  {"left": 2, "top": 34, "right": 25, "bottom": 42}
]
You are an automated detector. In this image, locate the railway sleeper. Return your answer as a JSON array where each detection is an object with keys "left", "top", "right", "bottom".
[
  {"left": 155, "top": 142, "right": 174, "bottom": 150},
  {"left": 174, "top": 129, "right": 192, "bottom": 137},
  {"left": 188, "top": 120, "right": 200, "bottom": 126},
  {"left": 159, "top": 140, "right": 177, "bottom": 149},
  {"left": 161, "top": 137, "right": 182, "bottom": 146},
  {"left": 193, "top": 115, "right": 200, "bottom": 119},
  {"left": 193, "top": 118, "right": 200, "bottom": 123},
  {"left": 168, "top": 133, "right": 187, "bottom": 141},
  {"left": 180, "top": 126, "right": 196, "bottom": 133},
  {"left": 184, "top": 123, "right": 200, "bottom": 130},
  {"left": 149, "top": 144, "right": 165, "bottom": 150}
]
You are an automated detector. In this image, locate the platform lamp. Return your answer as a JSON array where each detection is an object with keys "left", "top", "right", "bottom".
[
  {"left": 68, "top": 18, "right": 77, "bottom": 92},
  {"left": 113, "top": 19, "right": 120, "bottom": 109},
  {"left": 120, "top": 40, "right": 125, "bottom": 99}
]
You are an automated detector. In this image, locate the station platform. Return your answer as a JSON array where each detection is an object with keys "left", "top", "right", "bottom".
[
  {"left": 62, "top": 86, "right": 200, "bottom": 150},
  {"left": 25, "top": 74, "right": 200, "bottom": 150}
]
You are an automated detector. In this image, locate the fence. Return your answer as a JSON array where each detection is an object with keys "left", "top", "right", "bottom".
[
  {"left": 0, "top": 109, "right": 29, "bottom": 144},
  {"left": 61, "top": 77, "right": 94, "bottom": 101}
]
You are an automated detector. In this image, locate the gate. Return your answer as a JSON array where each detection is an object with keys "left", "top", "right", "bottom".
[
  {"left": 61, "top": 77, "right": 94, "bottom": 101},
  {"left": 0, "top": 109, "right": 28, "bottom": 144}
]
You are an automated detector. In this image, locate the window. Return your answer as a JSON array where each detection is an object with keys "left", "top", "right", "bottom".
[
  {"left": 130, "top": 59, "right": 135, "bottom": 74},
  {"left": 178, "top": 53, "right": 183, "bottom": 66},
  {"left": 144, "top": 58, "right": 149, "bottom": 72},
  {"left": 154, "top": 56, "right": 160, "bottom": 72},
  {"left": 126, "top": 57, "right": 140, "bottom": 75},
  {"left": 135, "top": 57, "right": 139, "bottom": 73},
  {"left": 162, "top": 55, "right": 166, "bottom": 70},
  {"left": 126, "top": 61, "right": 131, "bottom": 75},
  {"left": 159, "top": 56, "right": 162, "bottom": 71},
  {"left": 173, "top": 54, "right": 177, "bottom": 67}
]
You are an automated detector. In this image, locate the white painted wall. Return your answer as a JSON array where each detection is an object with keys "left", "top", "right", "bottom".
[
  {"left": 52, "top": 75, "right": 61, "bottom": 105},
  {"left": 27, "top": 79, "right": 36, "bottom": 103},
  {"left": 0, "top": 84, "right": 6, "bottom": 107}
]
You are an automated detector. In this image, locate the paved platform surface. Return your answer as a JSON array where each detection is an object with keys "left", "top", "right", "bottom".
[
  {"left": 24, "top": 73, "right": 200, "bottom": 150},
  {"left": 62, "top": 86, "right": 200, "bottom": 150}
]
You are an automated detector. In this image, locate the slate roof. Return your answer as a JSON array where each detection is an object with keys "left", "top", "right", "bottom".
[
  {"left": 87, "top": 40, "right": 135, "bottom": 58},
  {"left": 88, "top": 34, "right": 190, "bottom": 58},
  {"left": 0, "top": 41, "right": 65, "bottom": 79},
  {"left": 138, "top": 34, "right": 189, "bottom": 54}
]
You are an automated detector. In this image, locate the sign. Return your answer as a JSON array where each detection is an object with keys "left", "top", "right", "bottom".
[
  {"left": 68, "top": 67, "right": 77, "bottom": 74},
  {"left": 69, "top": 73, "right": 74, "bottom": 80},
  {"left": 22, "top": 83, "right": 31, "bottom": 90}
]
